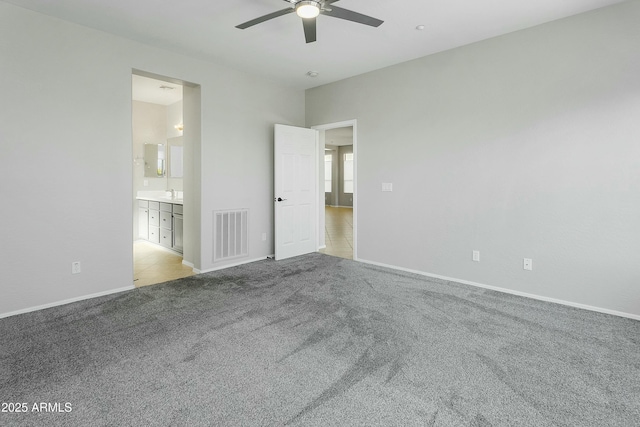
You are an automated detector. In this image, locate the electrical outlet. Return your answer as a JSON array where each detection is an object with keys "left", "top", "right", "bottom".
[
  {"left": 262, "top": 233, "right": 267, "bottom": 241},
  {"left": 382, "top": 183, "right": 393, "bottom": 192},
  {"left": 472, "top": 250, "right": 480, "bottom": 262},
  {"left": 523, "top": 258, "right": 532, "bottom": 271},
  {"left": 72, "top": 261, "right": 81, "bottom": 274}
]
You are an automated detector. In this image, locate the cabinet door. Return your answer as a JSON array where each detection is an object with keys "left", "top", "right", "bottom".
[
  {"left": 160, "top": 211, "right": 172, "bottom": 230},
  {"left": 138, "top": 207, "right": 149, "bottom": 240},
  {"left": 173, "top": 215, "right": 183, "bottom": 253},
  {"left": 160, "top": 228, "right": 172, "bottom": 248},
  {"left": 149, "top": 209, "right": 160, "bottom": 227},
  {"left": 149, "top": 226, "right": 160, "bottom": 244}
]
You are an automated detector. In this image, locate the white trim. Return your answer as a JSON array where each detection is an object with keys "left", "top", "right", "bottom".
[
  {"left": 182, "top": 260, "right": 195, "bottom": 268},
  {"left": 0, "top": 286, "right": 135, "bottom": 319},
  {"left": 194, "top": 256, "right": 269, "bottom": 274},
  {"left": 358, "top": 258, "right": 640, "bottom": 321}
]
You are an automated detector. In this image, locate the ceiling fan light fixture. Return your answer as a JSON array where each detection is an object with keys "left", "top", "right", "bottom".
[{"left": 296, "top": 1, "right": 320, "bottom": 19}]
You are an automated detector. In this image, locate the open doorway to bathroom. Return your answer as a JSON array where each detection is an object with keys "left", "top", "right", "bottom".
[
  {"left": 319, "top": 126, "right": 354, "bottom": 260},
  {"left": 132, "top": 73, "right": 194, "bottom": 287}
]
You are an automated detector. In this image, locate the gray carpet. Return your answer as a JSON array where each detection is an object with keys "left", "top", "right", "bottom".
[{"left": 1, "top": 253, "right": 639, "bottom": 426}]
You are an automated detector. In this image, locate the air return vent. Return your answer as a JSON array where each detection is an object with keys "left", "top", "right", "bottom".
[{"left": 213, "top": 209, "right": 249, "bottom": 262}]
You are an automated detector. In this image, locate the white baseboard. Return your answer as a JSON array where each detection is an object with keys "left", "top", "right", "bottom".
[
  {"left": 358, "top": 258, "right": 640, "bottom": 322},
  {"left": 7, "top": 257, "right": 635, "bottom": 322},
  {"left": 0, "top": 285, "right": 135, "bottom": 319},
  {"left": 194, "top": 256, "right": 270, "bottom": 274},
  {"left": 182, "top": 260, "right": 194, "bottom": 268}
]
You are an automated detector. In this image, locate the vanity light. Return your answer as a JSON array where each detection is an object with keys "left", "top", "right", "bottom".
[
  {"left": 175, "top": 123, "right": 184, "bottom": 131},
  {"left": 296, "top": 1, "right": 320, "bottom": 19}
]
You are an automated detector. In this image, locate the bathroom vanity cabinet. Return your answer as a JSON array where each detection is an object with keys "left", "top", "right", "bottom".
[{"left": 137, "top": 199, "right": 183, "bottom": 253}]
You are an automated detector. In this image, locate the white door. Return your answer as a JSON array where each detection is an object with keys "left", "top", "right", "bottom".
[{"left": 274, "top": 124, "right": 318, "bottom": 260}]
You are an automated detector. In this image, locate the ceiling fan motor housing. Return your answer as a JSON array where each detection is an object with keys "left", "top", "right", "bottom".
[{"left": 296, "top": 1, "right": 322, "bottom": 19}]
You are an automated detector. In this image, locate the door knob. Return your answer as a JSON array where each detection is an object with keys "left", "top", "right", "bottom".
[{"left": 275, "top": 197, "right": 287, "bottom": 202}]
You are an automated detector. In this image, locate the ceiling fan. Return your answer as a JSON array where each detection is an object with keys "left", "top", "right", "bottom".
[{"left": 236, "top": 0, "right": 384, "bottom": 44}]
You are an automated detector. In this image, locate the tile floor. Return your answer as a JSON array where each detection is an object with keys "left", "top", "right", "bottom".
[
  {"left": 133, "top": 240, "right": 195, "bottom": 288},
  {"left": 320, "top": 206, "right": 353, "bottom": 260}
]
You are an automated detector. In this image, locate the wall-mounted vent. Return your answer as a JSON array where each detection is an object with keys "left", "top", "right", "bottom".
[{"left": 213, "top": 209, "right": 249, "bottom": 262}]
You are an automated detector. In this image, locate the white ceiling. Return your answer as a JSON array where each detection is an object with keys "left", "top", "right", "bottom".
[
  {"left": 132, "top": 75, "right": 183, "bottom": 106},
  {"left": 325, "top": 127, "right": 353, "bottom": 147},
  {"left": 4, "top": 0, "right": 626, "bottom": 90}
]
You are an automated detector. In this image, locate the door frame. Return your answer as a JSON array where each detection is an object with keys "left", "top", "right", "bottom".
[
  {"left": 131, "top": 69, "right": 202, "bottom": 275},
  {"left": 311, "top": 119, "right": 357, "bottom": 260}
]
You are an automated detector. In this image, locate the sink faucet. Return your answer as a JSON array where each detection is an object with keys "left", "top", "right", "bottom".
[{"left": 168, "top": 189, "right": 175, "bottom": 199}]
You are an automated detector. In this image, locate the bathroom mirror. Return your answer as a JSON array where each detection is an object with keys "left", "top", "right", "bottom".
[{"left": 144, "top": 144, "right": 165, "bottom": 178}]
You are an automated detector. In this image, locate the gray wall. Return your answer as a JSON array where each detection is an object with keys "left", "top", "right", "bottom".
[
  {"left": 306, "top": 1, "right": 640, "bottom": 317},
  {"left": 337, "top": 145, "right": 354, "bottom": 207},
  {"left": 0, "top": 3, "right": 304, "bottom": 316}
]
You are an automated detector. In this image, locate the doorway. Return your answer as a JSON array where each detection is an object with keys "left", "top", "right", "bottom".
[
  {"left": 313, "top": 121, "right": 357, "bottom": 260},
  {"left": 132, "top": 72, "right": 195, "bottom": 287}
]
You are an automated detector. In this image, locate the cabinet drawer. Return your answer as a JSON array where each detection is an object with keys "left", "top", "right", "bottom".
[
  {"left": 148, "top": 227, "right": 160, "bottom": 244},
  {"left": 160, "top": 202, "right": 172, "bottom": 213},
  {"left": 160, "top": 229, "right": 172, "bottom": 248},
  {"left": 149, "top": 209, "right": 160, "bottom": 227},
  {"left": 173, "top": 204, "right": 183, "bottom": 215},
  {"left": 148, "top": 201, "right": 160, "bottom": 210},
  {"left": 160, "top": 211, "right": 172, "bottom": 229},
  {"left": 138, "top": 200, "right": 149, "bottom": 208}
]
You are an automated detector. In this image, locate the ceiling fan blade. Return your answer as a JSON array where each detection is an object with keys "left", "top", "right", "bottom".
[
  {"left": 236, "top": 8, "right": 295, "bottom": 29},
  {"left": 322, "top": 5, "right": 383, "bottom": 27},
  {"left": 302, "top": 17, "right": 317, "bottom": 43}
]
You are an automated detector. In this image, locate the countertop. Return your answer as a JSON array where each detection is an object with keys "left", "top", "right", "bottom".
[{"left": 136, "top": 191, "right": 183, "bottom": 205}]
